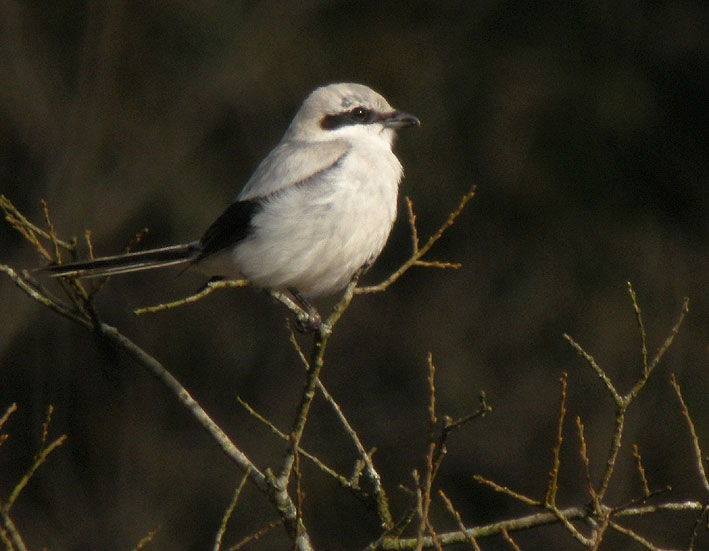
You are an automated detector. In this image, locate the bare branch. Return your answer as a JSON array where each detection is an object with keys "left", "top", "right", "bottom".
[
  {"left": 472, "top": 475, "right": 540, "bottom": 507},
  {"left": 0, "top": 404, "right": 66, "bottom": 551},
  {"left": 2, "top": 435, "right": 66, "bottom": 515},
  {"left": 131, "top": 526, "right": 161, "bottom": 551},
  {"left": 501, "top": 527, "right": 522, "bottom": 551},
  {"left": 315, "top": 379, "right": 393, "bottom": 529},
  {"left": 95, "top": 320, "right": 270, "bottom": 487},
  {"left": 627, "top": 282, "right": 649, "bottom": 371},
  {"left": 236, "top": 396, "right": 351, "bottom": 488},
  {"left": 214, "top": 469, "right": 251, "bottom": 551},
  {"left": 0, "top": 265, "right": 93, "bottom": 329},
  {"left": 563, "top": 333, "right": 621, "bottom": 405},
  {"left": 670, "top": 374, "right": 709, "bottom": 493},
  {"left": 438, "top": 490, "right": 481, "bottom": 551},
  {"left": 576, "top": 416, "right": 599, "bottom": 508},
  {"left": 0, "top": 404, "right": 16, "bottom": 433},
  {"left": 609, "top": 519, "right": 677, "bottom": 551},
  {"left": 356, "top": 185, "right": 475, "bottom": 294},
  {"left": 627, "top": 296, "right": 689, "bottom": 400},
  {"left": 133, "top": 279, "right": 249, "bottom": 315},
  {"left": 545, "top": 372, "right": 568, "bottom": 507},
  {"left": 1, "top": 195, "right": 75, "bottom": 259},
  {"left": 225, "top": 519, "right": 285, "bottom": 551},
  {"left": 0, "top": 511, "right": 26, "bottom": 551},
  {"left": 366, "top": 501, "right": 704, "bottom": 550},
  {"left": 633, "top": 444, "right": 652, "bottom": 498}
]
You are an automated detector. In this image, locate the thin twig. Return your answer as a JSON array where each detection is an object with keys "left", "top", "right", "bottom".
[
  {"left": 0, "top": 404, "right": 16, "bottom": 432},
  {"left": 545, "top": 372, "right": 568, "bottom": 507},
  {"left": 414, "top": 355, "right": 440, "bottom": 551},
  {"left": 627, "top": 296, "right": 689, "bottom": 400},
  {"left": 627, "top": 282, "right": 649, "bottom": 372},
  {"left": 438, "top": 490, "right": 481, "bottom": 550},
  {"left": 315, "top": 379, "right": 393, "bottom": 528},
  {"left": 134, "top": 279, "right": 248, "bottom": 315},
  {"left": 0, "top": 509, "right": 27, "bottom": 551},
  {"left": 285, "top": 321, "right": 392, "bottom": 527},
  {"left": 0, "top": 265, "right": 93, "bottom": 329},
  {"left": 131, "top": 526, "right": 161, "bottom": 551},
  {"left": 632, "top": 444, "right": 652, "bottom": 498},
  {"left": 2, "top": 434, "right": 66, "bottom": 514},
  {"left": 95, "top": 321, "right": 268, "bottom": 488},
  {"left": 1, "top": 195, "right": 75, "bottom": 257},
  {"left": 236, "top": 396, "right": 350, "bottom": 487},
  {"left": 271, "top": 276, "right": 359, "bottom": 545},
  {"left": 356, "top": 186, "right": 475, "bottom": 294},
  {"left": 670, "top": 374, "right": 709, "bottom": 493},
  {"left": 225, "top": 519, "right": 285, "bottom": 551},
  {"left": 364, "top": 501, "right": 704, "bottom": 550},
  {"left": 576, "top": 417, "right": 598, "bottom": 508},
  {"left": 472, "top": 475, "right": 541, "bottom": 507},
  {"left": 563, "top": 334, "right": 621, "bottom": 406},
  {"left": 214, "top": 469, "right": 252, "bottom": 551},
  {"left": 501, "top": 527, "right": 521, "bottom": 551},
  {"left": 609, "top": 519, "right": 672, "bottom": 551}
]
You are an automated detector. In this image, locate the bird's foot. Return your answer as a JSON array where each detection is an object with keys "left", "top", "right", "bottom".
[{"left": 295, "top": 308, "right": 322, "bottom": 333}]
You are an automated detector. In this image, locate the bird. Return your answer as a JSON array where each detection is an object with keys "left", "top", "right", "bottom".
[{"left": 43, "top": 83, "right": 419, "bottom": 325}]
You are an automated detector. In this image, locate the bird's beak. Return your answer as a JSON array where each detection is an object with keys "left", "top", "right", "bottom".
[{"left": 382, "top": 111, "right": 420, "bottom": 129}]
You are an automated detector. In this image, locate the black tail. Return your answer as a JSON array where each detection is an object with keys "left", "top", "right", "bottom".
[{"left": 42, "top": 242, "right": 201, "bottom": 279}]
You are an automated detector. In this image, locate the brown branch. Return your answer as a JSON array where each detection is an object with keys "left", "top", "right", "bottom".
[
  {"left": 236, "top": 396, "right": 349, "bottom": 487},
  {"left": 131, "top": 526, "right": 161, "bottom": 551},
  {"left": 627, "top": 282, "right": 649, "bottom": 372},
  {"left": 1, "top": 511, "right": 27, "bottom": 551},
  {"left": 2, "top": 436, "right": 66, "bottom": 515},
  {"left": 576, "top": 417, "right": 599, "bottom": 508},
  {"left": 500, "top": 527, "right": 521, "bottom": 551},
  {"left": 472, "top": 475, "right": 541, "bottom": 507},
  {"left": 414, "top": 355, "right": 440, "bottom": 551},
  {"left": 0, "top": 403, "right": 16, "bottom": 434},
  {"left": 438, "top": 490, "right": 481, "bottom": 551},
  {"left": 314, "top": 379, "right": 393, "bottom": 529},
  {"left": 670, "top": 374, "right": 709, "bottom": 494},
  {"left": 632, "top": 444, "right": 652, "bottom": 498},
  {"left": 609, "top": 519, "right": 669, "bottom": 551},
  {"left": 1, "top": 195, "right": 75, "bottom": 260},
  {"left": 270, "top": 275, "right": 359, "bottom": 546},
  {"left": 366, "top": 501, "right": 703, "bottom": 550},
  {"left": 545, "top": 372, "right": 568, "bottom": 507},
  {"left": 226, "top": 519, "right": 285, "bottom": 551},
  {"left": 214, "top": 469, "right": 251, "bottom": 551},
  {"left": 564, "top": 291, "right": 690, "bottom": 506},
  {"left": 563, "top": 333, "right": 621, "bottom": 406},
  {"left": 356, "top": 185, "right": 475, "bottom": 294},
  {"left": 286, "top": 317, "right": 397, "bottom": 530},
  {"left": 133, "top": 279, "right": 249, "bottom": 315},
  {"left": 627, "top": 294, "right": 689, "bottom": 401},
  {"left": 0, "top": 404, "right": 66, "bottom": 551}
]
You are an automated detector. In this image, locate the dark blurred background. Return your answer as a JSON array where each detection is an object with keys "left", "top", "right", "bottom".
[{"left": 1, "top": 1, "right": 708, "bottom": 550}]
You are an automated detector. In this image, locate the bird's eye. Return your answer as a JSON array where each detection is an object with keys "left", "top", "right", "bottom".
[{"left": 350, "top": 107, "right": 369, "bottom": 121}]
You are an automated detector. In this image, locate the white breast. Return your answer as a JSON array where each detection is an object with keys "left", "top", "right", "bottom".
[{"left": 229, "top": 138, "right": 403, "bottom": 297}]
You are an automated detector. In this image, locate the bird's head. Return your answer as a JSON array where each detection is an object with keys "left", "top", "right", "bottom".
[{"left": 284, "top": 83, "right": 419, "bottom": 146}]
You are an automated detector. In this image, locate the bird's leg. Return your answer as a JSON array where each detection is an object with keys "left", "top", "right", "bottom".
[{"left": 288, "top": 288, "right": 322, "bottom": 332}]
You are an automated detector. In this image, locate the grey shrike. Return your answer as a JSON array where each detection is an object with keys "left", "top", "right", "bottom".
[{"left": 44, "top": 83, "right": 419, "bottom": 316}]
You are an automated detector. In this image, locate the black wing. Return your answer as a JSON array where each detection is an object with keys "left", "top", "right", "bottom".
[{"left": 197, "top": 199, "right": 262, "bottom": 259}]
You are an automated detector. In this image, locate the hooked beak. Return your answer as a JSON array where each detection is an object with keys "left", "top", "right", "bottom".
[{"left": 382, "top": 111, "right": 420, "bottom": 129}]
